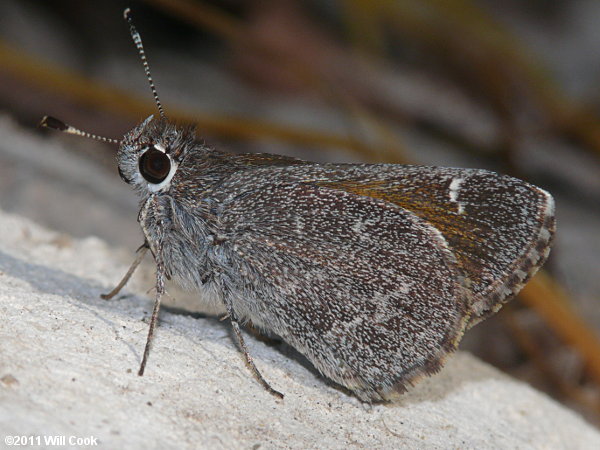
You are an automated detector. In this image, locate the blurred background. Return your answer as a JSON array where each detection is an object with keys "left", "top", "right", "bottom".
[{"left": 0, "top": 0, "right": 599, "bottom": 425}]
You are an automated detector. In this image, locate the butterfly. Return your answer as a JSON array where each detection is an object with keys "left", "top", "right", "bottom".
[{"left": 40, "top": 9, "right": 555, "bottom": 401}]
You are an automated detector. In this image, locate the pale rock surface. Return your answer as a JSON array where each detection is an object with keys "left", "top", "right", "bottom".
[{"left": 0, "top": 211, "right": 599, "bottom": 449}]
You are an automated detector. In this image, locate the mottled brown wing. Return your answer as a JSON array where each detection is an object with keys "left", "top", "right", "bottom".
[
  {"left": 310, "top": 165, "right": 555, "bottom": 325},
  {"left": 220, "top": 182, "right": 471, "bottom": 401}
]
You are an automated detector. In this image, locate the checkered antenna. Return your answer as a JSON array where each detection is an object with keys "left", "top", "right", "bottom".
[
  {"left": 124, "top": 8, "right": 165, "bottom": 118},
  {"left": 39, "top": 116, "right": 120, "bottom": 145}
]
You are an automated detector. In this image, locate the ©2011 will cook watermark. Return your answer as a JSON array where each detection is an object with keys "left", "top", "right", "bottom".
[{"left": 5, "top": 435, "right": 99, "bottom": 446}]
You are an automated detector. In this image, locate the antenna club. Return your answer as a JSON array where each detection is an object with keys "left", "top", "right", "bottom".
[
  {"left": 39, "top": 115, "right": 68, "bottom": 131},
  {"left": 123, "top": 8, "right": 132, "bottom": 21}
]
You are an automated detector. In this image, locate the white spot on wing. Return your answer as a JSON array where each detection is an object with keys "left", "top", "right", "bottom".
[{"left": 448, "top": 177, "right": 465, "bottom": 214}]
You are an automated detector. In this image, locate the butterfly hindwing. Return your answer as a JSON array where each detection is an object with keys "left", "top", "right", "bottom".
[{"left": 217, "top": 180, "right": 470, "bottom": 400}]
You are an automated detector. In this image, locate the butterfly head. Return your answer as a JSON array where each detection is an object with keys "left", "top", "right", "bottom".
[
  {"left": 40, "top": 8, "right": 197, "bottom": 197},
  {"left": 117, "top": 115, "right": 196, "bottom": 195}
]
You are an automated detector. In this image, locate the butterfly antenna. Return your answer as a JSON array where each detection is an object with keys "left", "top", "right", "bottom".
[
  {"left": 124, "top": 8, "right": 165, "bottom": 118},
  {"left": 39, "top": 116, "right": 120, "bottom": 144}
]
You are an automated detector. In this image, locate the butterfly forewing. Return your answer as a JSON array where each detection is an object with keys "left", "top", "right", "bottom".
[{"left": 304, "top": 165, "right": 555, "bottom": 324}]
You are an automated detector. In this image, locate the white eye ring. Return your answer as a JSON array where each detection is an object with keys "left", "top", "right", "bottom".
[{"left": 141, "top": 146, "right": 178, "bottom": 192}]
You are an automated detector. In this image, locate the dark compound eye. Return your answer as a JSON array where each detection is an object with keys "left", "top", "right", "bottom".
[{"left": 139, "top": 147, "right": 171, "bottom": 184}]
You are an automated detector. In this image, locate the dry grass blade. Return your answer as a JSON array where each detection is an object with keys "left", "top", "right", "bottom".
[
  {"left": 0, "top": 39, "right": 383, "bottom": 160},
  {"left": 339, "top": 0, "right": 386, "bottom": 56},
  {"left": 503, "top": 308, "right": 600, "bottom": 420},
  {"left": 143, "top": 0, "right": 410, "bottom": 163},
  {"left": 520, "top": 271, "right": 600, "bottom": 389},
  {"left": 384, "top": 0, "right": 600, "bottom": 158}
]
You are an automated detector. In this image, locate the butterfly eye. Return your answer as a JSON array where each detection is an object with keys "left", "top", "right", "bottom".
[{"left": 139, "top": 147, "right": 171, "bottom": 184}]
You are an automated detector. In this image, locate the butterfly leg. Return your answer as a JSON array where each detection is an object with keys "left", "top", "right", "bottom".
[
  {"left": 137, "top": 245, "right": 165, "bottom": 376},
  {"left": 224, "top": 300, "right": 284, "bottom": 399},
  {"left": 101, "top": 242, "right": 149, "bottom": 300}
]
